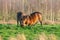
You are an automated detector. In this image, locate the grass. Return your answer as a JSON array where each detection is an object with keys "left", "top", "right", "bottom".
[{"left": 0, "top": 24, "right": 60, "bottom": 40}]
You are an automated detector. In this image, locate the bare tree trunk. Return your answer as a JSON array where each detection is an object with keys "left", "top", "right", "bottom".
[
  {"left": 45, "top": 0, "right": 48, "bottom": 21},
  {"left": 2, "top": 0, "right": 8, "bottom": 23},
  {"left": 50, "top": 0, "right": 53, "bottom": 21},
  {"left": 22, "top": 0, "right": 24, "bottom": 13}
]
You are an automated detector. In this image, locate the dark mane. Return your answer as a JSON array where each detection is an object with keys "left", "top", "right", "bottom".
[{"left": 31, "top": 12, "right": 42, "bottom": 15}]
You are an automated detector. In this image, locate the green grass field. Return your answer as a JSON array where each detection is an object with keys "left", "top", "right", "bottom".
[{"left": 0, "top": 24, "right": 60, "bottom": 40}]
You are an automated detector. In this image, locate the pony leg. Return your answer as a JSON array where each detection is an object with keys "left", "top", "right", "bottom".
[
  {"left": 38, "top": 14, "right": 42, "bottom": 26},
  {"left": 40, "top": 21, "right": 42, "bottom": 26},
  {"left": 38, "top": 17, "right": 42, "bottom": 26},
  {"left": 17, "top": 20, "right": 18, "bottom": 26},
  {"left": 38, "top": 19, "right": 42, "bottom": 26},
  {"left": 17, "top": 20, "right": 19, "bottom": 26}
]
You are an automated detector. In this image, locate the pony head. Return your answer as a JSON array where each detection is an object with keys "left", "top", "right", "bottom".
[{"left": 20, "top": 16, "right": 28, "bottom": 26}]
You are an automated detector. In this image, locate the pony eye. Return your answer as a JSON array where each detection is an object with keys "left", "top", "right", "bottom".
[{"left": 25, "top": 22, "right": 27, "bottom": 24}]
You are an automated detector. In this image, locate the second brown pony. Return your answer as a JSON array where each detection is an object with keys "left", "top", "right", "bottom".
[{"left": 20, "top": 12, "right": 42, "bottom": 26}]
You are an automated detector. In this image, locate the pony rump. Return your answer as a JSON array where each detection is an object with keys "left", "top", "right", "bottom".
[
  {"left": 17, "top": 11, "right": 27, "bottom": 26},
  {"left": 17, "top": 12, "right": 23, "bottom": 26}
]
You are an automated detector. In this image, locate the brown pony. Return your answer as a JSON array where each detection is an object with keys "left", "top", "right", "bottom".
[{"left": 20, "top": 12, "right": 42, "bottom": 26}]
